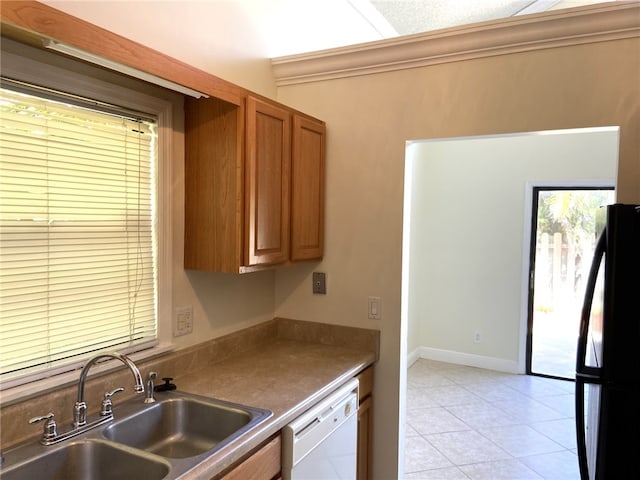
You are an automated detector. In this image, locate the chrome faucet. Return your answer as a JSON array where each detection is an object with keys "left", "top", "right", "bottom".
[{"left": 73, "top": 352, "right": 144, "bottom": 428}]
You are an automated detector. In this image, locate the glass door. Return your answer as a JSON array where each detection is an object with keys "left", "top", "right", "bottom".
[{"left": 526, "top": 187, "right": 614, "bottom": 379}]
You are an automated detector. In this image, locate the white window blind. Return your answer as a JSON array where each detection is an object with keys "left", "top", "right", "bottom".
[{"left": 0, "top": 83, "right": 158, "bottom": 387}]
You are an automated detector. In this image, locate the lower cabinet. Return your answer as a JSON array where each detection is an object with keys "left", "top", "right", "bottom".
[
  {"left": 357, "top": 366, "right": 374, "bottom": 480},
  {"left": 216, "top": 434, "right": 281, "bottom": 480}
]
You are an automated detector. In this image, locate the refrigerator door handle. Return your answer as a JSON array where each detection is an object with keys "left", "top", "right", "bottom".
[
  {"left": 575, "top": 375, "right": 588, "bottom": 480},
  {"left": 575, "top": 229, "right": 606, "bottom": 480},
  {"left": 575, "top": 230, "right": 606, "bottom": 376}
]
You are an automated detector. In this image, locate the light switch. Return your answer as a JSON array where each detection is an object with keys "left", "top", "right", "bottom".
[{"left": 368, "top": 296, "right": 381, "bottom": 320}]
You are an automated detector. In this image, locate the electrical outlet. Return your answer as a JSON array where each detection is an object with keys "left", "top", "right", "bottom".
[
  {"left": 174, "top": 306, "right": 193, "bottom": 337},
  {"left": 474, "top": 330, "right": 482, "bottom": 344}
]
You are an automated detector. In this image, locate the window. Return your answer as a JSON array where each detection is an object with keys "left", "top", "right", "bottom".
[{"left": 0, "top": 81, "right": 159, "bottom": 388}]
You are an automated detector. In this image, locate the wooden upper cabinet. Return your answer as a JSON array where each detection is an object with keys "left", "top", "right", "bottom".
[
  {"left": 184, "top": 94, "right": 325, "bottom": 273},
  {"left": 245, "top": 96, "right": 291, "bottom": 266},
  {"left": 291, "top": 115, "right": 325, "bottom": 261},
  {"left": 184, "top": 96, "right": 244, "bottom": 273}
]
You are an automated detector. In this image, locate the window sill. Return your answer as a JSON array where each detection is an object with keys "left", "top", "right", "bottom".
[{"left": 0, "top": 344, "right": 175, "bottom": 407}]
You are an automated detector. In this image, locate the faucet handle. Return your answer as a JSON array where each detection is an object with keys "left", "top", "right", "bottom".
[
  {"left": 101, "top": 387, "right": 125, "bottom": 416},
  {"left": 29, "top": 412, "right": 57, "bottom": 442},
  {"left": 104, "top": 387, "right": 125, "bottom": 398}
]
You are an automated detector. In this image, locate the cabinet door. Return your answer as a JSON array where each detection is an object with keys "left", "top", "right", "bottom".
[
  {"left": 357, "top": 396, "right": 373, "bottom": 480},
  {"left": 245, "top": 96, "right": 291, "bottom": 266},
  {"left": 218, "top": 434, "right": 281, "bottom": 480},
  {"left": 291, "top": 115, "right": 325, "bottom": 261},
  {"left": 185, "top": 97, "right": 244, "bottom": 273}
]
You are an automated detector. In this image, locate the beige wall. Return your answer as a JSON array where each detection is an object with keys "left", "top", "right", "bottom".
[{"left": 275, "top": 37, "right": 640, "bottom": 479}]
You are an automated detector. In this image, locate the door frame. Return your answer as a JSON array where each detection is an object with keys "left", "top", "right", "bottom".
[{"left": 518, "top": 180, "right": 615, "bottom": 376}]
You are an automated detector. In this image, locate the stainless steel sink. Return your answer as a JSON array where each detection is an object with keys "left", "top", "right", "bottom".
[
  {"left": 103, "top": 395, "right": 266, "bottom": 458},
  {"left": 0, "top": 439, "right": 170, "bottom": 480},
  {"left": 1, "top": 391, "right": 272, "bottom": 480}
]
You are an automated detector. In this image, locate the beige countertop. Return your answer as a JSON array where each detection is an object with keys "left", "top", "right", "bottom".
[
  {"left": 0, "top": 318, "right": 378, "bottom": 479},
  {"left": 169, "top": 338, "right": 376, "bottom": 479}
]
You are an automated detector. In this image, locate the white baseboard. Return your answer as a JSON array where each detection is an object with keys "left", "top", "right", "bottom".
[
  {"left": 408, "top": 346, "right": 522, "bottom": 374},
  {"left": 406, "top": 347, "right": 421, "bottom": 369}
]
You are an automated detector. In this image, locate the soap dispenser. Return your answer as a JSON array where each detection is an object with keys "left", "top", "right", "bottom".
[{"left": 154, "top": 377, "right": 177, "bottom": 392}]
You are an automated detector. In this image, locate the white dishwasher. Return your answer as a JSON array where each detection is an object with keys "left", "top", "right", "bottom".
[{"left": 282, "top": 378, "right": 359, "bottom": 480}]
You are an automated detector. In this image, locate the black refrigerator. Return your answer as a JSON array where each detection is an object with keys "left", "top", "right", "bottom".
[{"left": 575, "top": 203, "right": 640, "bottom": 480}]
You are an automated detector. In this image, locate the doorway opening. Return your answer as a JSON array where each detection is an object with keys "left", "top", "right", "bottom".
[{"left": 526, "top": 187, "right": 615, "bottom": 380}]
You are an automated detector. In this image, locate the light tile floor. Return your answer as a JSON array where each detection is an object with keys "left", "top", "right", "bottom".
[{"left": 404, "top": 359, "right": 579, "bottom": 480}]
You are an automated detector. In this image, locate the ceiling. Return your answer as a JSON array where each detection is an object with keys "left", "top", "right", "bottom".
[
  {"left": 39, "top": 0, "right": 620, "bottom": 65},
  {"left": 234, "top": 0, "right": 616, "bottom": 57}
]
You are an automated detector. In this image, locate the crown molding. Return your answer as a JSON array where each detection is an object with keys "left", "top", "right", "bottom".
[{"left": 272, "top": 2, "right": 640, "bottom": 86}]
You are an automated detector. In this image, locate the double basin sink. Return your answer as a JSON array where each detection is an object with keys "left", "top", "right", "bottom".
[{"left": 1, "top": 391, "right": 272, "bottom": 480}]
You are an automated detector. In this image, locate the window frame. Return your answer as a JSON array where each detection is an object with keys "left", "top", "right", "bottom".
[{"left": 0, "top": 38, "right": 175, "bottom": 403}]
